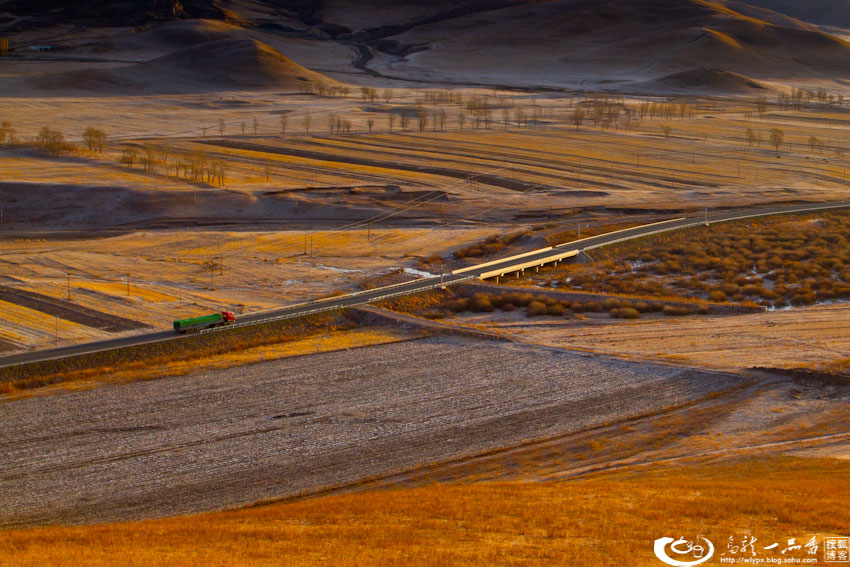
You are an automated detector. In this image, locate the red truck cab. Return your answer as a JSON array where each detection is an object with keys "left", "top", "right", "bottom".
[{"left": 222, "top": 311, "right": 236, "bottom": 323}]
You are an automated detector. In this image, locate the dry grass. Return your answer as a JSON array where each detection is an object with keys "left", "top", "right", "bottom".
[
  {"left": 2, "top": 457, "right": 847, "bottom": 567},
  {"left": 0, "top": 227, "right": 493, "bottom": 350},
  {"left": 531, "top": 211, "right": 850, "bottom": 308},
  {"left": 0, "top": 312, "right": 370, "bottom": 394},
  {"left": 503, "top": 302, "right": 850, "bottom": 371},
  {"left": 3, "top": 326, "right": 411, "bottom": 399}
]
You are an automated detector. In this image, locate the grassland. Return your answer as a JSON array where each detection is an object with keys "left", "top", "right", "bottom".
[
  {"left": 0, "top": 226, "right": 494, "bottom": 351},
  {"left": 0, "top": 311, "right": 365, "bottom": 394},
  {"left": 7, "top": 91, "right": 850, "bottom": 352},
  {"left": 2, "top": 457, "right": 847, "bottom": 567}
]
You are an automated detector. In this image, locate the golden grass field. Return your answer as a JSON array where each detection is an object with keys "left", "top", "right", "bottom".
[
  {"left": 6, "top": 90, "right": 850, "bottom": 352},
  {"left": 1, "top": 326, "right": 413, "bottom": 398},
  {"left": 2, "top": 457, "right": 847, "bottom": 567},
  {"left": 0, "top": 227, "right": 494, "bottom": 350}
]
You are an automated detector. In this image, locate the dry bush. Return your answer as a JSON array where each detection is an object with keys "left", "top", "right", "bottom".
[
  {"left": 454, "top": 231, "right": 529, "bottom": 259},
  {"left": 527, "top": 301, "right": 548, "bottom": 316},
  {"left": 540, "top": 212, "right": 850, "bottom": 309},
  {"left": 610, "top": 307, "right": 640, "bottom": 319}
]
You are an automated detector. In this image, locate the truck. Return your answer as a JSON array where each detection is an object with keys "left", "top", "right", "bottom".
[{"left": 173, "top": 311, "right": 236, "bottom": 334}]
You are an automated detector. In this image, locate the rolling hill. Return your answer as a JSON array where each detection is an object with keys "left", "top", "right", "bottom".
[
  {"left": 358, "top": 0, "right": 850, "bottom": 90},
  {"left": 23, "top": 38, "right": 339, "bottom": 95}
]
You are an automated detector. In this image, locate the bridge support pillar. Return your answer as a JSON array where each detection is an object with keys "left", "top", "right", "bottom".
[{"left": 576, "top": 250, "right": 594, "bottom": 264}]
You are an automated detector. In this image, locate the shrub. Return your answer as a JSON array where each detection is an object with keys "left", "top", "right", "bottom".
[
  {"left": 547, "top": 302, "right": 566, "bottom": 316},
  {"left": 470, "top": 297, "right": 494, "bottom": 312},
  {"left": 583, "top": 301, "right": 603, "bottom": 312},
  {"left": 662, "top": 305, "right": 692, "bottom": 316},
  {"left": 527, "top": 301, "right": 548, "bottom": 316},
  {"left": 708, "top": 290, "right": 727, "bottom": 302},
  {"left": 611, "top": 307, "right": 640, "bottom": 319}
]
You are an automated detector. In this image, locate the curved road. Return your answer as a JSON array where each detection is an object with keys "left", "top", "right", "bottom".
[{"left": 3, "top": 200, "right": 850, "bottom": 370}]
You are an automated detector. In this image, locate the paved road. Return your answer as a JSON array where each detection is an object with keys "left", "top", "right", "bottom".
[{"left": 3, "top": 200, "right": 850, "bottom": 370}]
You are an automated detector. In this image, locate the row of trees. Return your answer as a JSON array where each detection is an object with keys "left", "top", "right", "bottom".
[
  {"left": 118, "top": 145, "right": 227, "bottom": 186},
  {"left": 0, "top": 121, "right": 15, "bottom": 145},
  {"left": 745, "top": 127, "right": 846, "bottom": 156}
]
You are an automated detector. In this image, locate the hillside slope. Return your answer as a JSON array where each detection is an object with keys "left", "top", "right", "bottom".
[
  {"left": 21, "top": 38, "right": 339, "bottom": 94},
  {"left": 364, "top": 0, "right": 850, "bottom": 90}
]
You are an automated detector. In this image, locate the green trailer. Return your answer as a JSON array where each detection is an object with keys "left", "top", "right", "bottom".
[{"left": 173, "top": 311, "right": 236, "bottom": 333}]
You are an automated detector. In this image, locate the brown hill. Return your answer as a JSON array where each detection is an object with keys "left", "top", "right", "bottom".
[
  {"left": 26, "top": 38, "right": 339, "bottom": 94},
  {"left": 637, "top": 68, "right": 770, "bottom": 94},
  {"left": 736, "top": 0, "right": 850, "bottom": 28},
  {"left": 364, "top": 0, "right": 850, "bottom": 91}
]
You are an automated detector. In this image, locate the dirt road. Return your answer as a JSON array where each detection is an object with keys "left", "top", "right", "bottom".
[{"left": 0, "top": 336, "right": 740, "bottom": 528}]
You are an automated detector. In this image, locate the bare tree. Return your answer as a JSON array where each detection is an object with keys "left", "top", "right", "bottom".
[
  {"left": 241, "top": 122, "right": 246, "bottom": 136},
  {"left": 400, "top": 111, "right": 409, "bottom": 132},
  {"left": 458, "top": 112, "right": 466, "bottom": 130},
  {"left": 438, "top": 109, "right": 447, "bottom": 131},
  {"left": 143, "top": 145, "right": 157, "bottom": 172},
  {"left": 159, "top": 146, "right": 171, "bottom": 173},
  {"left": 0, "top": 121, "right": 15, "bottom": 145},
  {"left": 417, "top": 106, "right": 427, "bottom": 131},
  {"left": 571, "top": 108, "right": 585, "bottom": 130},
  {"left": 188, "top": 150, "right": 207, "bottom": 182},
  {"left": 515, "top": 108, "right": 526, "bottom": 128},
  {"left": 303, "top": 112, "right": 312, "bottom": 134},
  {"left": 383, "top": 88, "right": 394, "bottom": 103},
  {"left": 756, "top": 95, "right": 768, "bottom": 120},
  {"left": 120, "top": 148, "right": 138, "bottom": 168},
  {"left": 387, "top": 113, "right": 395, "bottom": 132},
  {"left": 367, "top": 118, "right": 374, "bottom": 133},
  {"left": 82, "top": 127, "right": 106, "bottom": 152},
  {"left": 37, "top": 127, "right": 64, "bottom": 155},
  {"left": 770, "top": 128, "right": 784, "bottom": 153},
  {"left": 808, "top": 135, "right": 819, "bottom": 153},
  {"left": 253, "top": 117, "right": 258, "bottom": 136},
  {"left": 218, "top": 118, "right": 225, "bottom": 136},
  {"left": 280, "top": 114, "right": 288, "bottom": 136},
  {"left": 661, "top": 125, "right": 672, "bottom": 139},
  {"left": 746, "top": 128, "right": 758, "bottom": 147}
]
